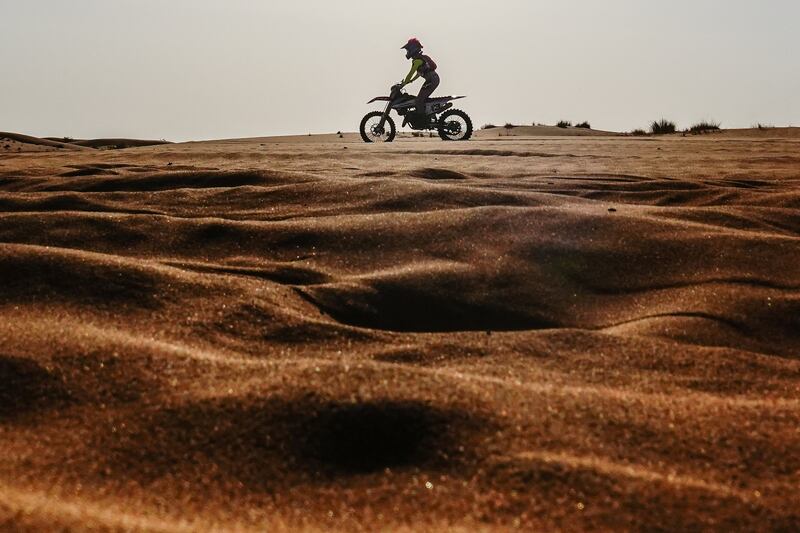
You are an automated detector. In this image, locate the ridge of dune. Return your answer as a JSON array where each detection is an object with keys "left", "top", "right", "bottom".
[
  {"left": 1, "top": 131, "right": 91, "bottom": 151},
  {"left": 474, "top": 124, "right": 620, "bottom": 137},
  {"left": 69, "top": 138, "right": 172, "bottom": 149},
  {"left": 0, "top": 135, "right": 799, "bottom": 531},
  {"left": 712, "top": 126, "right": 800, "bottom": 138},
  {"left": 0, "top": 132, "right": 171, "bottom": 153}
]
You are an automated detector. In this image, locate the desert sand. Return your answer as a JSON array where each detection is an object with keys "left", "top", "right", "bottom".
[{"left": 1, "top": 129, "right": 799, "bottom": 531}]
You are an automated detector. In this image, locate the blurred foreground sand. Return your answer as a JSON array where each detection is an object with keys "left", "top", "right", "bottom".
[{"left": 1, "top": 130, "right": 799, "bottom": 531}]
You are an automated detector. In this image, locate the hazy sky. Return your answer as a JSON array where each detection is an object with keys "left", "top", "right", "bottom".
[{"left": 2, "top": 0, "right": 798, "bottom": 140}]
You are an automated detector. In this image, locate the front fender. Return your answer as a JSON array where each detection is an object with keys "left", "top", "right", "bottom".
[{"left": 367, "top": 96, "right": 391, "bottom": 104}]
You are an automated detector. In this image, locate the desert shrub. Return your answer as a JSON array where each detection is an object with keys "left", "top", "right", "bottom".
[
  {"left": 689, "top": 121, "right": 720, "bottom": 134},
  {"left": 482, "top": 124, "right": 497, "bottom": 130},
  {"left": 575, "top": 121, "right": 591, "bottom": 129},
  {"left": 504, "top": 123, "right": 515, "bottom": 130},
  {"left": 630, "top": 129, "right": 648, "bottom": 136},
  {"left": 556, "top": 120, "right": 572, "bottom": 128},
  {"left": 755, "top": 123, "right": 774, "bottom": 130},
  {"left": 651, "top": 119, "right": 676, "bottom": 134}
]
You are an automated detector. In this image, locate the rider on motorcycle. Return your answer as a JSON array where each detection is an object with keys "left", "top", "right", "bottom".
[{"left": 399, "top": 38, "right": 439, "bottom": 126}]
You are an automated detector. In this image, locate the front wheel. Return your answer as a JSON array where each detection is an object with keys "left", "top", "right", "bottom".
[
  {"left": 438, "top": 109, "right": 473, "bottom": 141},
  {"left": 360, "top": 112, "right": 396, "bottom": 143}
]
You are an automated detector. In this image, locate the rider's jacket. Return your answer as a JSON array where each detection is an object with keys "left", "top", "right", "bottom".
[{"left": 403, "top": 54, "right": 438, "bottom": 85}]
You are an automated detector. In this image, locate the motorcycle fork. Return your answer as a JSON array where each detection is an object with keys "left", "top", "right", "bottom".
[{"left": 377, "top": 101, "right": 393, "bottom": 131}]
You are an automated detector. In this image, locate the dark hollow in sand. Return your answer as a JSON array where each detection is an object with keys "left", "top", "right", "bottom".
[
  {"left": 0, "top": 356, "right": 69, "bottom": 421},
  {"left": 94, "top": 396, "right": 484, "bottom": 490},
  {"left": 302, "top": 400, "right": 458, "bottom": 474}
]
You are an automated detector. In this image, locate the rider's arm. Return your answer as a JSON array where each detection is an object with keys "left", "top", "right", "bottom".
[{"left": 402, "top": 58, "right": 424, "bottom": 85}]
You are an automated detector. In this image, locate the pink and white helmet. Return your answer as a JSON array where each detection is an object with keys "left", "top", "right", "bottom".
[{"left": 401, "top": 38, "right": 423, "bottom": 59}]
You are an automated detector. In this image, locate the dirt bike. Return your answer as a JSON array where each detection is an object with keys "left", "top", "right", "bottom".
[{"left": 360, "top": 83, "right": 473, "bottom": 143}]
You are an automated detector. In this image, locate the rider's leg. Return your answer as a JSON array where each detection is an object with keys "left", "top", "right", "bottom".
[{"left": 414, "top": 72, "right": 440, "bottom": 118}]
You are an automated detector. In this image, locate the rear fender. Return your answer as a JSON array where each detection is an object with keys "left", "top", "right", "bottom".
[{"left": 429, "top": 95, "right": 467, "bottom": 103}]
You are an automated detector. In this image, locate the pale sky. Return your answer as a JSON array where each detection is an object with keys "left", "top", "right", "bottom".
[{"left": 2, "top": 0, "right": 798, "bottom": 141}]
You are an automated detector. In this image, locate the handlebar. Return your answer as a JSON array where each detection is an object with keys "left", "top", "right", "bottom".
[{"left": 391, "top": 83, "right": 409, "bottom": 97}]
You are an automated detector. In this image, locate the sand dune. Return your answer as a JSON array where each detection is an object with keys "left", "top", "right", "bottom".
[
  {"left": 474, "top": 124, "right": 619, "bottom": 138},
  {"left": 1, "top": 132, "right": 91, "bottom": 152},
  {"left": 1, "top": 133, "right": 799, "bottom": 531},
  {"left": 68, "top": 138, "right": 172, "bottom": 149},
  {"left": 1, "top": 132, "right": 170, "bottom": 153}
]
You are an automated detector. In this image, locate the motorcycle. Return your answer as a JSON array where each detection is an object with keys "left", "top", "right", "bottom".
[{"left": 360, "top": 83, "right": 473, "bottom": 143}]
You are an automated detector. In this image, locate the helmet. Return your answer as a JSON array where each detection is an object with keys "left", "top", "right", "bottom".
[{"left": 401, "top": 38, "right": 423, "bottom": 59}]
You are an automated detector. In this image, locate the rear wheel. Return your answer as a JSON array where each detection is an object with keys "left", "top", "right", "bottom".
[
  {"left": 360, "top": 112, "right": 396, "bottom": 143},
  {"left": 437, "top": 109, "right": 473, "bottom": 141}
]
